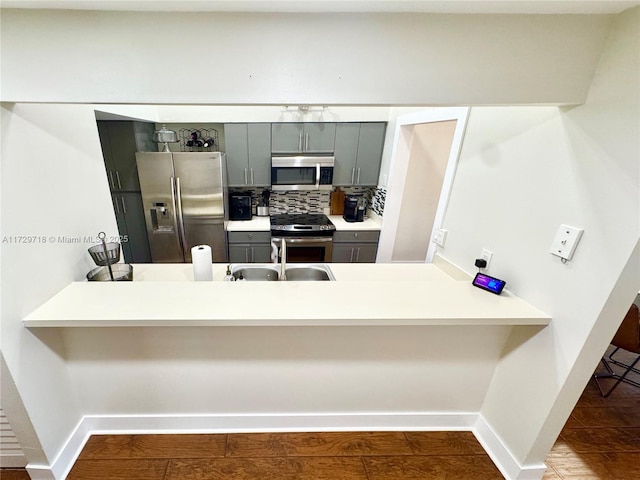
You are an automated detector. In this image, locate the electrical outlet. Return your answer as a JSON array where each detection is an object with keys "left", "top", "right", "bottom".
[
  {"left": 432, "top": 228, "right": 448, "bottom": 247},
  {"left": 481, "top": 249, "right": 493, "bottom": 268},
  {"left": 550, "top": 224, "right": 584, "bottom": 262}
]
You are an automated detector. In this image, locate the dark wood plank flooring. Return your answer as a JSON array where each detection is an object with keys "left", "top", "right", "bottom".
[
  {"left": 65, "top": 431, "right": 502, "bottom": 480},
  {"left": 544, "top": 348, "right": 640, "bottom": 479},
  {"left": 4, "top": 350, "right": 639, "bottom": 479}
]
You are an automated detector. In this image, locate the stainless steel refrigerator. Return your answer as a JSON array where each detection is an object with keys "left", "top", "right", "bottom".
[{"left": 135, "top": 152, "right": 228, "bottom": 263}]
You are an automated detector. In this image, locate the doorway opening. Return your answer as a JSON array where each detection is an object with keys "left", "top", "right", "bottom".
[{"left": 377, "top": 108, "right": 469, "bottom": 263}]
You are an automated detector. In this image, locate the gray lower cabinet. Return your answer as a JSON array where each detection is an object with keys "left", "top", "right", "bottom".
[
  {"left": 228, "top": 231, "right": 272, "bottom": 263},
  {"left": 332, "top": 230, "right": 380, "bottom": 263},
  {"left": 224, "top": 123, "right": 271, "bottom": 187},
  {"left": 112, "top": 193, "right": 151, "bottom": 263},
  {"left": 334, "top": 122, "right": 386, "bottom": 186}
]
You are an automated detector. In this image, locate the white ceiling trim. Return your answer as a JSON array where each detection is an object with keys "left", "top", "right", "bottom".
[{"left": 2, "top": 0, "right": 639, "bottom": 14}]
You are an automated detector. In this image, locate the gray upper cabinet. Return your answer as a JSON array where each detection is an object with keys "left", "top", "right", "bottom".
[
  {"left": 97, "top": 121, "right": 156, "bottom": 192},
  {"left": 224, "top": 123, "right": 271, "bottom": 187},
  {"left": 333, "top": 123, "right": 360, "bottom": 186},
  {"left": 333, "top": 123, "right": 386, "bottom": 187},
  {"left": 271, "top": 123, "right": 336, "bottom": 154}
]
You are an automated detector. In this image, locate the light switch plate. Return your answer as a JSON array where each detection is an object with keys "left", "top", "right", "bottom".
[
  {"left": 432, "top": 228, "right": 448, "bottom": 247},
  {"left": 550, "top": 224, "right": 584, "bottom": 262}
]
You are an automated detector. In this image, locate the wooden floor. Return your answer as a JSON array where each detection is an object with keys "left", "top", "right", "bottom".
[
  {"left": 3, "top": 352, "right": 639, "bottom": 480},
  {"left": 543, "top": 357, "right": 640, "bottom": 480}
]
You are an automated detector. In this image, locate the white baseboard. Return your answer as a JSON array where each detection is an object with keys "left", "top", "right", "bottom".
[
  {"left": 34, "top": 411, "right": 545, "bottom": 480},
  {"left": 474, "top": 415, "right": 547, "bottom": 480}
]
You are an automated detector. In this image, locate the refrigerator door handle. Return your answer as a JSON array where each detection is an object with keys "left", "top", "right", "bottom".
[
  {"left": 175, "top": 177, "right": 188, "bottom": 258},
  {"left": 170, "top": 177, "right": 184, "bottom": 252}
]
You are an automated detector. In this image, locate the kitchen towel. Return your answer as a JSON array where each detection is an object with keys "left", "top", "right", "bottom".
[
  {"left": 192, "top": 245, "right": 213, "bottom": 281},
  {"left": 270, "top": 240, "right": 279, "bottom": 263}
]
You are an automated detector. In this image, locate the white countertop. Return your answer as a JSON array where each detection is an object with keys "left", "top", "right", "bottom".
[
  {"left": 226, "top": 217, "right": 271, "bottom": 231},
  {"left": 225, "top": 215, "right": 381, "bottom": 232},
  {"left": 328, "top": 215, "right": 382, "bottom": 231},
  {"left": 23, "top": 263, "right": 550, "bottom": 328}
]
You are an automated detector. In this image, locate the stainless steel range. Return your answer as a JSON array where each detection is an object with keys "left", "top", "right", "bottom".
[{"left": 270, "top": 214, "right": 335, "bottom": 262}]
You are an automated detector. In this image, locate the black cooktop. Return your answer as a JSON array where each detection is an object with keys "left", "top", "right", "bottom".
[{"left": 270, "top": 213, "right": 335, "bottom": 235}]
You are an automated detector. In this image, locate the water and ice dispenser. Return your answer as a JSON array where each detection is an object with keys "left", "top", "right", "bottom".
[{"left": 150, "top": 202, "right": 174, "bottom": 232}]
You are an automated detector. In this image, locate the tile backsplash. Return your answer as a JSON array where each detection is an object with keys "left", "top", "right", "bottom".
[
  {"left": 370, "top": 187, "right": 387, "bottom": 217},
  {"left": 229, "top": 186, "right": 386, "bottom": 216}
]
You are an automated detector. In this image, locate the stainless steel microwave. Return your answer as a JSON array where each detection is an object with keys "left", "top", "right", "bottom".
[{"left": 271, "top": 156, "right": 334, "bottom": 191}]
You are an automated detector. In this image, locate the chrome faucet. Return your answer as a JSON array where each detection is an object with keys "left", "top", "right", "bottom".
[{"left": 280, "top": 238, "right": 287, "bottom": 281}]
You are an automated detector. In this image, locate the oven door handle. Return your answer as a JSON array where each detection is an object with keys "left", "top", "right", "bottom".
[
  {"left": 315, "top": 163, "right": 321, "bottom": 190},
  {"left": 276, "top": 236, "right": 334, "bottom": 246}
]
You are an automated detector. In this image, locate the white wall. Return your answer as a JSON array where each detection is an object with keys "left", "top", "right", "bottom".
[
  {"left": 0, "top": 10, "right": 612, "bottom": 105},
  {"left": 0, "top": 103, "right": 131, "bottom": 472},
  {"left": 438, "top": 6, "right": 639, "bottom": 467},
  {"left": 62, "top": 326, "right": 511, "bottom": 416}
]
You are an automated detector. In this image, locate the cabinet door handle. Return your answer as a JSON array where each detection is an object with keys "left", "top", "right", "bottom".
[
  {"left": 113, "top": 197, "right": 120, "bottom": 214},
  {"left": 251, "top": 247, "right": 255, "bottom": 262},
  {"left": 355, "top": 248, "right": 360, "bottom": 262},
  {"left": 356, "top": 168, "right": 361, "bottom": 185},
  {"left": 250, "top": 168, "right": 254, "bottom": 185},
  {"left": 354, "top": 232, "right": 358, "bottom": 239},
  {"left": 305, "top": 132, "right": 309, "bottom": 151},
  {"left": 351, "top": 168, "right": 355, "bottom": 185},
  {"left": 108, "top": 171, "right": 115, "bottom": 190},
  {"left": 298, "top": 132, "right": 303, "bottom": 151},
  {"left": 244, "top": 168, "right": 248, "bottom": 185},
  {"left": 245, "top": 248, "right": 249, "bottom": 263},
  {"left": 349, "top": 248, "right": 355, "bottom": 263},
  {"left": 121, "top": 196, "right": 127, "bottom": 214},
  {"left": 115, "top": 171, "right": 122, "bottom": 189}
]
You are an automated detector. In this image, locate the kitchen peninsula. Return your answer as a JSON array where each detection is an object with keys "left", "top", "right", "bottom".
[{"left": 23, "top": 261, "right": 549, "bottom": 328}]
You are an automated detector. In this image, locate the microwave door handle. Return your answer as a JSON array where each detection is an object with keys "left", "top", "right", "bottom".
[{"left": 315, "top": 163, "right": 321, "bottom": 190}]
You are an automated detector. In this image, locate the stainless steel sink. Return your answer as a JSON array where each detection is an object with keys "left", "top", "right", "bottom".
[
  {"left": 229, "top": 264, "right": 334, "bottom": 281},
  {"left": 285, "top": 264, "right": 335, "bottom": 281},
  {"left": 231, "top": 265, "right": 279, "bottom": 281}
]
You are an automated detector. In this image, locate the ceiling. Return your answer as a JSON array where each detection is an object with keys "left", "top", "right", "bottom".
[{"left": 2, "top": 0, "right": 639, "bottom": 14}]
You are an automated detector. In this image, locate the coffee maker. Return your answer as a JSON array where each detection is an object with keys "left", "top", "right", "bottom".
[{"left": 343, "top": 195, "right": 365, "bottom": 222}]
